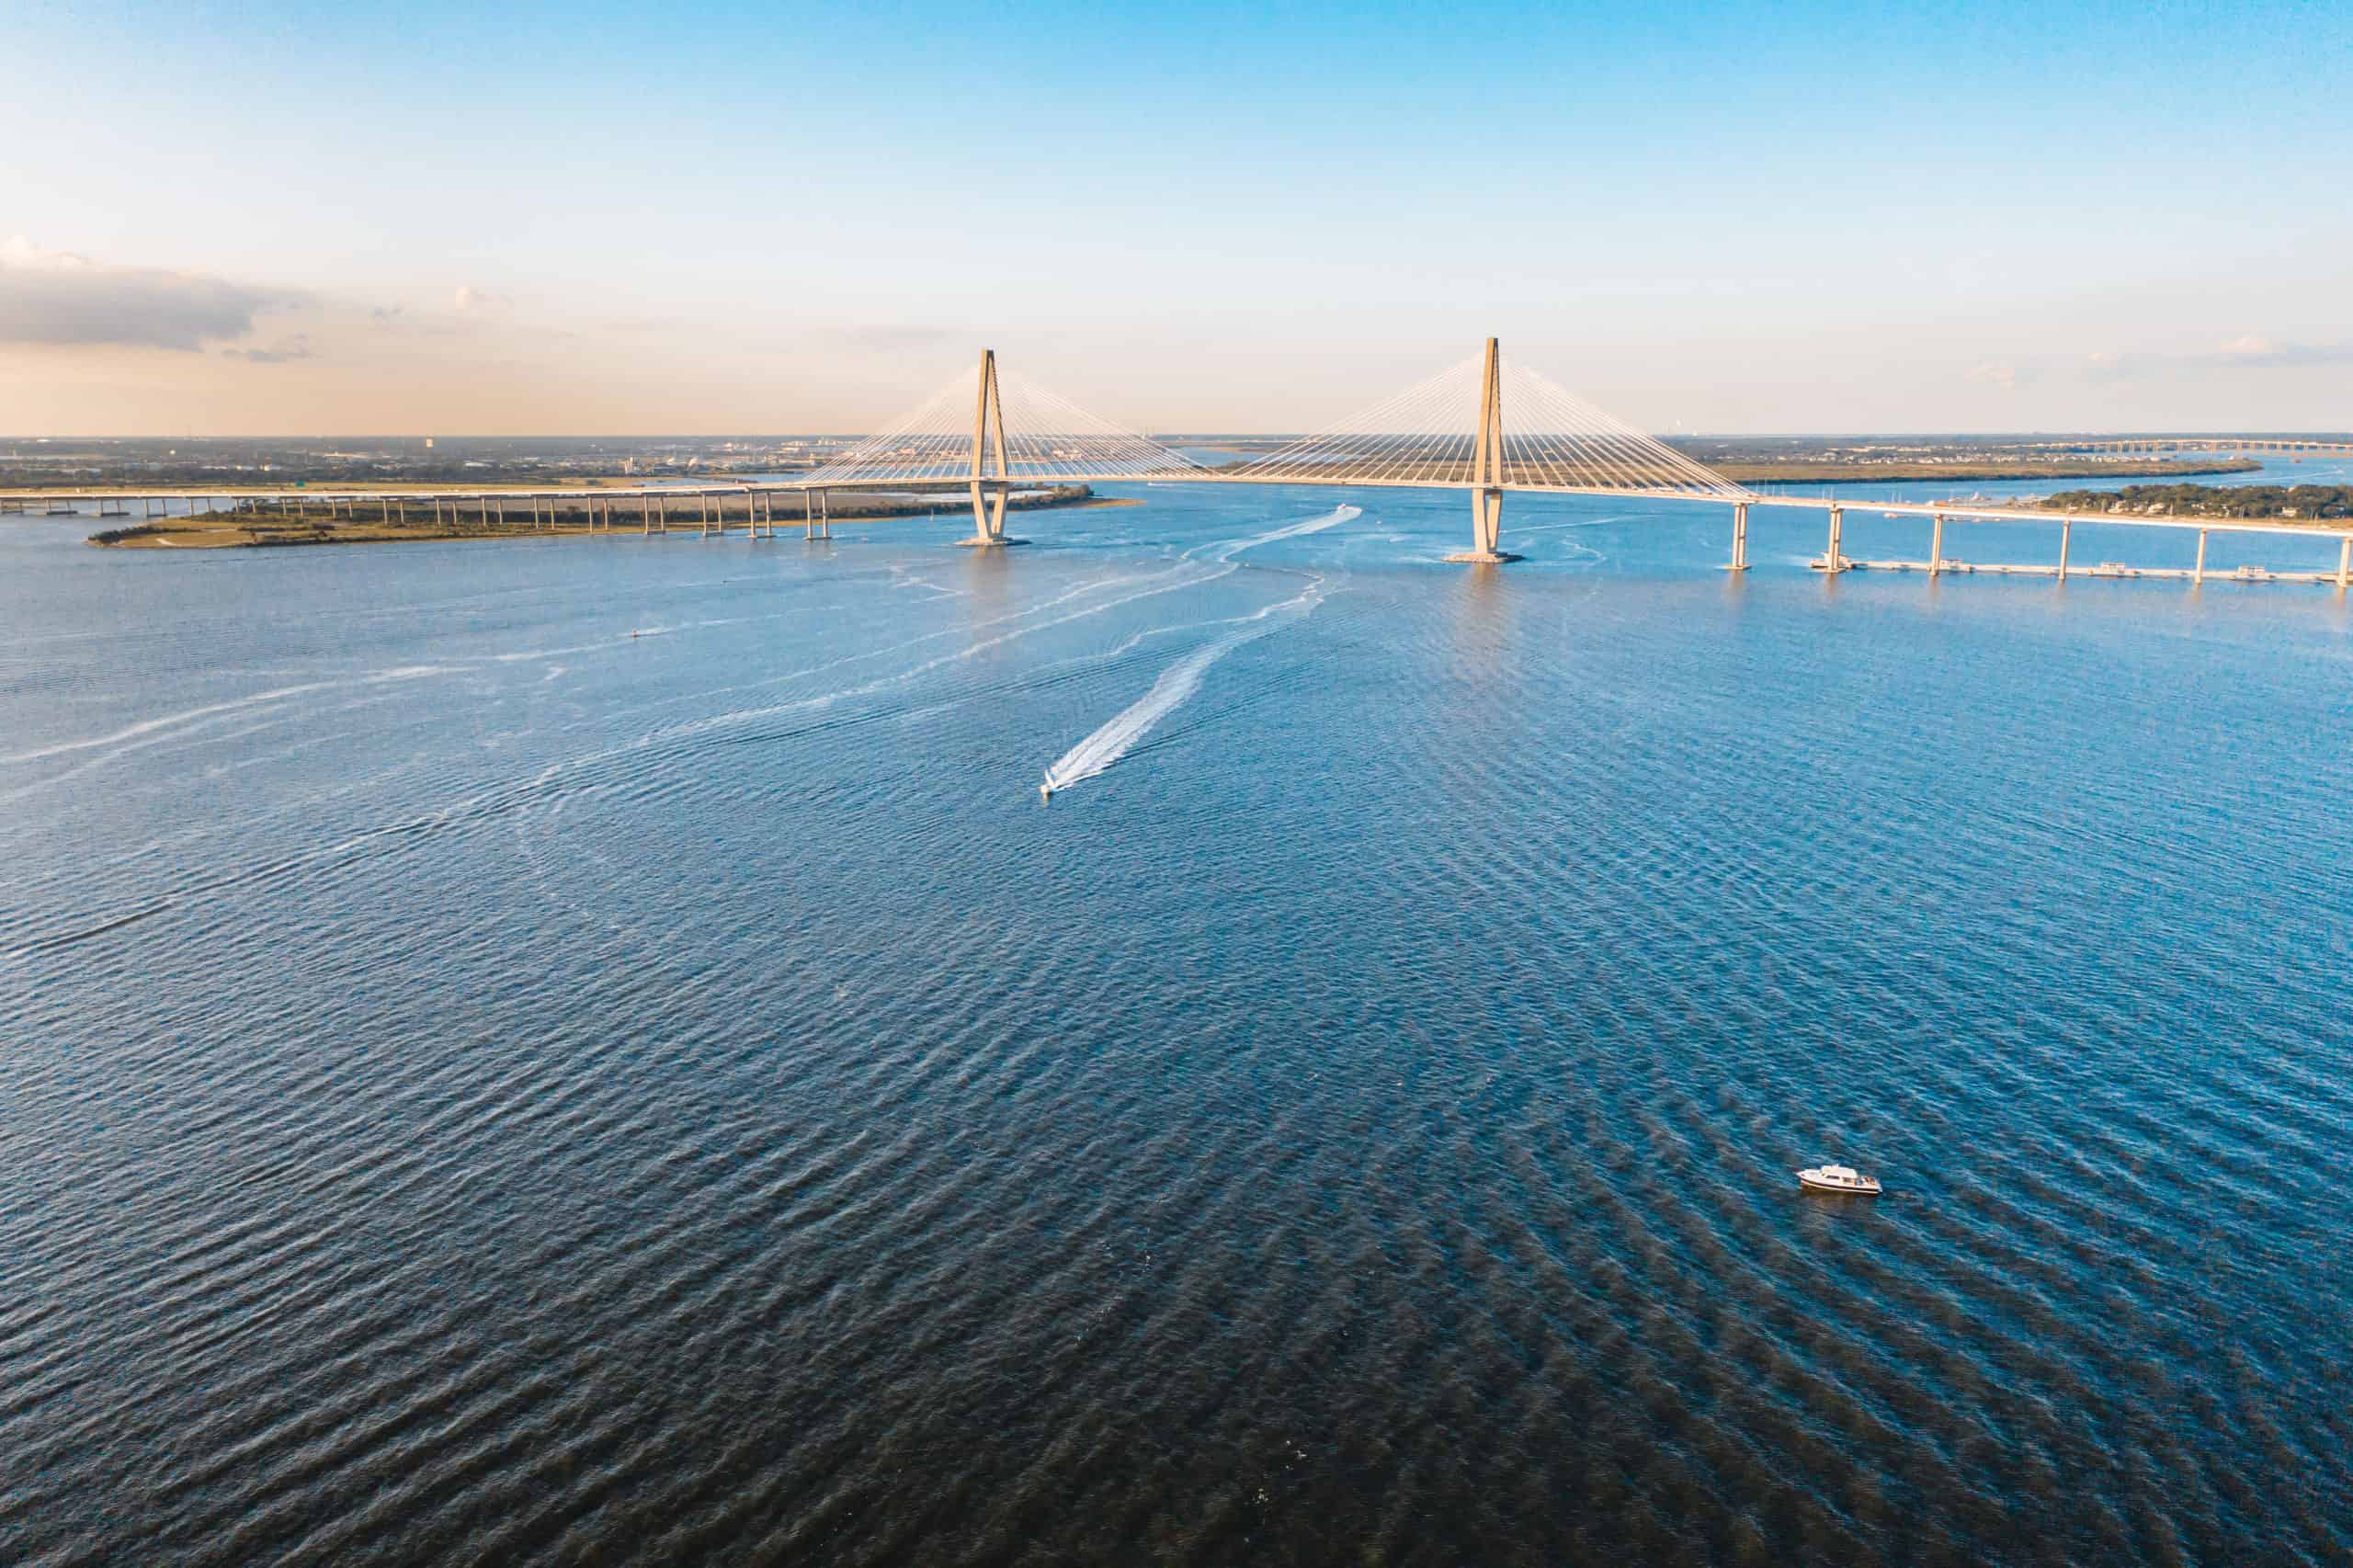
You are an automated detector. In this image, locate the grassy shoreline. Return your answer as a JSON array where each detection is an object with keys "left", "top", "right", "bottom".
[{"left": 89, "top": 490, "right": 1138, "bottom": 550}]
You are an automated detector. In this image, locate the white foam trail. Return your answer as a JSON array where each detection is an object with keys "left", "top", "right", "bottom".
[
  {"left": 1, "top": 663, "right": 460, "bottom": 767},
  {"left": 1043, "top": 583, "right": 1324, "bottom": 794},
  {"left": 1041, "top": 505, "right": 1354, "bottom": 795},
  {"left": 1186, "top": 504, "right": 1360, "bottom": 564},
  {"left": 0, "top": 684, "right": 336, "bottom": 765}
]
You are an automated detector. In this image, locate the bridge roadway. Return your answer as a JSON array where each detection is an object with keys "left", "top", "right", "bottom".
[
  {"left": 2039, "top": 437, "right": 2353, "bottom": 457},
  {"left": 11, "top": 475, "right": 2353, "bottom": 582}
]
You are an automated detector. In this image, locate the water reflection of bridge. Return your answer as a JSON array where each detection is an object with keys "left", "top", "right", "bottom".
[{"left": 11, "top": 340, "right": 2351, "bottom": 588}]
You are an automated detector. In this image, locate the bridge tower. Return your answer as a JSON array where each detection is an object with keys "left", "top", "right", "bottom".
[
  {"left": 1445, "top": 337, "right": 1518, "bottom": 562},
  {"left": 960, "top": 347, "right": 1017, "bottom": 548}
]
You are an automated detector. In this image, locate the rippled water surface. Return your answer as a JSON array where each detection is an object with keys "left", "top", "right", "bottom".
[{"left": 4, "top": 489, "right": 2350, "bottom": 1565}]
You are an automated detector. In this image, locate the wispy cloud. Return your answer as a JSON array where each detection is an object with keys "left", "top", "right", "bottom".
[
  {"left": 0, "top": 235, "right": 304, "bottom": 350},
  {"left": 452, "top": 284, "right": 509, "bottom": 312},
  {"left": 1965, "top": 360, "right": 2019, "bottom": 392},
  {"left": 2085, "top": 336, "right": 2353, "bottom": 381},
  {"left": 222, "top": 334, "right": 314, "bottom": 365},
  {"left": 816, "top": 323, "right": 961, "bottom": 351},
  {"left": 2197, "top": 335, "right": 2353, "bottom": 369}
]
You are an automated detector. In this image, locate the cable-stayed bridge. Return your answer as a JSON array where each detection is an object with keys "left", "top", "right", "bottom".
[
  {"left": 18, "top": 338, "right": 2353, "bottom": 585},
  {"left": 801, "top": 340, "right": 1745, "bottom": 562},
  {"left": 784, "top": 338, "right": 2353, "bottom": 584}
]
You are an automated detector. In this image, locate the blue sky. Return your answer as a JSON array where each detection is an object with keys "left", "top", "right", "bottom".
[{"left": 3, "top": 0, "right": 2347, "bottom": 433}]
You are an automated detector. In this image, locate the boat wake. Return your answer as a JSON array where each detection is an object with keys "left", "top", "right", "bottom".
[
  {"left": 1040, "top": 505, "right": 1354, "bottom": 796},
  {"left": 1187, "top": 503, "right": 1359, "bottom": 564}
]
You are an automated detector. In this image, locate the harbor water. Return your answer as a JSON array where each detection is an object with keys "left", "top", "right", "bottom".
[{"left": 2, "top": 484, "right": 2348, "bottom": 1563}]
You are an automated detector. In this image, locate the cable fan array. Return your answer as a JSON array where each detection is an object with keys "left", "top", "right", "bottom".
[
  {"left": 1226, "top": 351, "right": 1751, "bottom": 498},
  {"left": 800, "top": 367, "right": 1206, "bottom": 486}
]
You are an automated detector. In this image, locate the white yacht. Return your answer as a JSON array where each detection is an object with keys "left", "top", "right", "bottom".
[{"left": 1797, "top": 1164, "right": 1881, "bottom": 1196}]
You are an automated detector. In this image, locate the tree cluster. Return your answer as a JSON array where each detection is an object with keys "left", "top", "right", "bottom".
[{"left": 2038, "top": 484, "right": 2353, "bottom": 520}]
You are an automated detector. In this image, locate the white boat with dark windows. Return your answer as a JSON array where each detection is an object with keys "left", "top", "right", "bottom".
[{"left": 1797, "top": 1164, "right": 1881, "bottom": 1196}]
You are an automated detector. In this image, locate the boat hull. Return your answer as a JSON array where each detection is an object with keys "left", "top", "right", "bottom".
[{"left": 1798, "top": 1174, "right": 1881, "bottom": 1195}]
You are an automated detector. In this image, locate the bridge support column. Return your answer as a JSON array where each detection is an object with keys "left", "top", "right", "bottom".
[
  {"left": 959, "top": 348, "right": 1024, "bottom": 548},
  {"left": 1445, "top": 337, "right": 1518, "bottom": 562},
  {"left": 1815, "top": 506, "right": 1847, "bottom": 572},
  {"left": 2192, "top": 528, "right": 2207, "bottom": 585},
  {"left": 2058, "top": 520, "right": 2070, "bottom": 583},
  {"left": 2336, "top": 537, "right": 2349, "bottom": 591},
  {"left": 1727, "top": 501, "right": 1749, "bottom": 571},
  {"left": 1930, "top": 512, "right": 1945, "bottom": 575}
]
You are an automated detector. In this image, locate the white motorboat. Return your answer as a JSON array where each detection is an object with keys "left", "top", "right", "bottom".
[{"left": 1797, "top": 1164, "right": 1881, "bottom": 1196}]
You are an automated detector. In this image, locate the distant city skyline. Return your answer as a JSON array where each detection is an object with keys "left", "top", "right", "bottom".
[{"left": 5, "top": 0, "right": 2347, "bottom": 437}]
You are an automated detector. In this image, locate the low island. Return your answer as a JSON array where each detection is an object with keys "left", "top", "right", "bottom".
[{"left": 85, "top": 483, "right": 1128, "bottom": 549}]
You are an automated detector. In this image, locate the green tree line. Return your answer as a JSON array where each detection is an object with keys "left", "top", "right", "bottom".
[{"left": 2038, "top": 483, "right": 2353, "bottom": 520}]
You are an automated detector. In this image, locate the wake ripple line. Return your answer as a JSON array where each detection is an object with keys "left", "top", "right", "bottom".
[{"left": 1041, "top": 506, "right": 1356, "bottom": 793}]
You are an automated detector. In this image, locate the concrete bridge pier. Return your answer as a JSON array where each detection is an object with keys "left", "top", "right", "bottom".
[
  {"left": 965, "top": 480, "right": 1013, "bottom": 545},
  {"left": 1726, "top": 501, "right": 1749, "bottom": 571},
  {"left": 1473, "top": 486, "right": 1504, "bottom": 555},
  {"left": 1444, "top": 338, "right": 1518, "bottom": 562},
  {"left": 2058, "top": 520, "right": 2071, "bottom": 583},
  {"left": 2336, "top": 538, "right": 2349, "bottom": 591},
  {"left": 1813, "top": 506, "right": 1848, "bottom": 572},
  {"left": 1930, "top": 512, "right": 1946, "bottom": 576},
  {"left": 2193, "top": 529, "right": 2208, "bottom": 585},
  {"left": 958, "top": 349, "right": 1025, "bottom": 548}
]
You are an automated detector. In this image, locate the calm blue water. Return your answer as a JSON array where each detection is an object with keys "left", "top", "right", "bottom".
[{"left": 3, "top": 488, "right": 2350, "bottom": 1564}]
